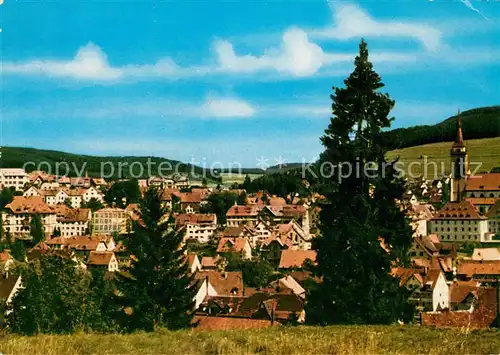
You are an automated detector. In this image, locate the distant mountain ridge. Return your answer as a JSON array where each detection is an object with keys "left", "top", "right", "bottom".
[{"left": 2, "top": 106, "right": 498, "bottom": 177}]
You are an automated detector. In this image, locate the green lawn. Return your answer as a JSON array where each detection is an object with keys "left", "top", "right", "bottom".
[
  {"left": 386, "top": 137, "right": 500, "bottom": 179},
  {"left": 220, "top": 173, "right": 263, "bottom": 186},
  {"left": 1, "top": 325, "right": 499, "bottom": 354}
]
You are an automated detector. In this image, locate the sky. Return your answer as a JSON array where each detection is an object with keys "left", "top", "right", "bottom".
[{"left": 1, "top": 0, "right": 499, "bottom": 168}]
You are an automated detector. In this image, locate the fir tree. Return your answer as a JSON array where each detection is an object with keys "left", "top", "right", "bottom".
[
  {"left": 306, "top": 40, "right": 414, "bottom": 325},
  {"left": 116, "top": 187, "right": 196, "bottom": 331}
]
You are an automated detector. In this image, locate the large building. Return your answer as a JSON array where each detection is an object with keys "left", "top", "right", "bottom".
[
  {"left": 91, "top": 208, "right": 128, "bottom": 235},
  {"left": 1, "top": 196, "right": 57, "bottom": 237},
  {"left": 175, "top": 213, "right": 217, "bottom": 243},
  {"left": 0, "top": 168, "right": 29, "bottom": 192},
  {"left": 428, "top": 200, "right": 488, "bottom": 243}
]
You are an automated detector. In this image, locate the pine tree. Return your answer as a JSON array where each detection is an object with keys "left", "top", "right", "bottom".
[
  {"left": 30, "top": 214, "right": 45, "bottom": 245},
  {"left": 116, "top": 187, "right": 196, "bottom": 331},
  {"left": 306, "top": 40, "right": 414, "bottom": 325}
]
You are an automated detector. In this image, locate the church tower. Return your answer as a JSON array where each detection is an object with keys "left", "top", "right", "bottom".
[{"left": 450, "top": 111, "right": 468, "bottom": 202}]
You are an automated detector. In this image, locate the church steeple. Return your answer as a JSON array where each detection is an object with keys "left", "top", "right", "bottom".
[
  {"left": 450, "top": 109, "right": 468, "bottom": 202},
  {"left": 453, "top": 110, "right": 464, "bottom": 147}
]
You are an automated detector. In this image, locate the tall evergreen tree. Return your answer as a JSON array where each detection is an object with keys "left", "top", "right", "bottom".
[
  {"left": 116, "top": 187, "right": 196, "bottom": 331},
  {"left": 306, "top": 40, "right": 414, "bottom": 325},
  {"left": 30, "top": 214, "right": 45, "bottom": 244}
]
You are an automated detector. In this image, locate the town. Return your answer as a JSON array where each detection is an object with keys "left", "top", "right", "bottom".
[{"left": 0, "top": 116, "right": 498, "bottom": 330}]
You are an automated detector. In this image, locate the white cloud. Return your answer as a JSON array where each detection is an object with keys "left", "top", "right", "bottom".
[
  {"left": 201, "top": 97, "right": 256, "bottom": 118},
  {"left": 214, "top": 27, "right": 351, "bottom": 77},
  {"left": 312, "top": 4, "right": 442, "bottom": 51},
  {"left": 2, "top": 43, "right": 123, "bottom": 80}
]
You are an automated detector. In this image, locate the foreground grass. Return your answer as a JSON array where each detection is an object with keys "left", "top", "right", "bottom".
[
  {"left": 386, "top": 137, "right": 500, "bottom": 179},
  {"left": 1, "top": 326, "right": 499, "bottom": 354}
]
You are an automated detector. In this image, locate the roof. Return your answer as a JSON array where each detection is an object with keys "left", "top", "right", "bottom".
[
  {"left": 226, "top": 205, "right": 260, "bottom": 217},
  {"left": 46, "top": 235, "right": 110, "bottom": 251},
  {"left": 175, "top": 213, "right": 216, "bottom": 226},
  {"left": 179, "top": 192, "right": 202, "bottom": 204},
  {"left": 57, "top": 208, "right": 91, "bottom": 223},
  {"left": 5, "top": 196, "right": 55, "bottom": 214},
  {"left": 410, "top": 204, "right": 434, "bottom": 220},
  {"left": 268, "top": 275, "right": 305, "bottom": 297},
  {"left": 87, "top": 251, "right": 116, "bottom": 266},
  {"left": 194, "top": 270, "right": 243, "bottom": 296},
  {"left": 465, "top": 173, "right": 500, "bottom": 192},
  {"left": 216, "top": 237, "right": 249, "bottom": 254},
  {"left": 422, "top": 287, "right": 497, "bottom": 328},
  {"left": 279, "top": 250, "right": 316, "bottom": 269},
  {"left": 221, "top": 225, "right": 256, "bottom": 237},
  {"left": 192, "top": 316, "right": 276, "bottom": 330},
  {"left": 391, "top": 267, "right": 425, "bottom": 287},
  {"left": 487, "top": 199, "right": 500, "bottom": 218},
  {"left": 457, "top": 260, "right": 500, "bottom": 278},
  {"left": 0, "top": 276, "right": 20, "bottom": 302},
  {"left": 432, "top": 200, "right": 486, "bottom": 220},
  {"left": 201, "top": 256, "right": 217, "bottom": 269},
  {"left": 449, "top": 280, "right": 478, "bottom": 304},
  {"left": 472, "top": 248, "right": 500, "bottom": 261},
  {"left": 464, "top": 197, "right": 497, "bottom": 206}
]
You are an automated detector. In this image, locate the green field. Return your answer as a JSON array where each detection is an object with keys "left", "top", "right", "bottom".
[
  {"left": 220, "top": 173, "right": 263, "bottom": 186},
  {"left": 0, "top": 326, "right": 498, "bottom": 354},
  {"left": 386, "top": 137, "right": 500, "bottom": 179}
]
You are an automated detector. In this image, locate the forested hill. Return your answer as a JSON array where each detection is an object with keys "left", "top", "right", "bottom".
[
  {"left": 382, "top": 106, "right": 500, "bottom": 149},
  {"left": 0, "top": 146, "right": 216, "bottom": 180}
]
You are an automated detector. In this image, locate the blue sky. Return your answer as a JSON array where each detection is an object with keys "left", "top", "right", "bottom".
[{"left": 1, "top": 0, "right": 499, "bottom": 167}]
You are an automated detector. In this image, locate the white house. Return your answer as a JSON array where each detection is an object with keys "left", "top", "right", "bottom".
[
  {"left": 175, "top": 214, "right": 217, "bottom": 244},
  {"left": 0, "top": 168, "right": 29, "bottom": 191}
]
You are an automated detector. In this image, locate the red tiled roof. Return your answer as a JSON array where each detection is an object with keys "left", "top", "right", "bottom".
[
  {"left": 175, "top": 213, "right": 216, "bottom": 226},
  {"left": 432, "top": 200, "right": 486, "bottom": 220},
  {"left": 279, "top": 250, "right": 316, "bottom": 269},
  {"left": 57, "top": 208, "right": 91, "bottom": 223},
  {"left": 46, "top": 235, "right": 109, "bottom": 251},
  {"left": 87, "top": 251, "right": 115, "bottom": 266},
  {"left": 449, "top": 280, "right": 478, "bottom": 304},
  {"left": 216, "top": 237, "right": 249, "bottom": 254},
  {"left": 201, "top": 256, "right": 217, "bottom": 269},
  {"left": 192, "top": 316, "right": 276, "bottom": 330},
  {"left": 5, "top": 196, "right": 55, "bottom": 215},
  {"left": 465, "top": 173, "right": 500, "bottom": 191},
  {"left": 422, "top": 287, "right": 497, "bottom": 328},
  {"left": 226, "top": 205, "right": 260, "bottom": 217},
  {"left": 465, "top": 197, "right": 497, "bottom": 206},
  {"left": 457, "top": 260, "right": 500, "bottom": 278},
  {"left": 194, "top": 270, "right": 243, "bottom": 296}
]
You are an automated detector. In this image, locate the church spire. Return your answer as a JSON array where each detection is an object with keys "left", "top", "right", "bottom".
[{"left": 454, "top": 110, "right": 464, "bottom": 146}]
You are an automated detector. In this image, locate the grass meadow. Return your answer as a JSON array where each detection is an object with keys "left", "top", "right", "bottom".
[{"left": 1, "top": 325, "right": 499, "bottom": 355}]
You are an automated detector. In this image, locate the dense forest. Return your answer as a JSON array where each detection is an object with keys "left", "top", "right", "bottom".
[
  {"left": 382, "top": 106, "right": 500, "bottom": 150},
  {"left": 0, "top": 147, "right": 219, "bottom": 180}
]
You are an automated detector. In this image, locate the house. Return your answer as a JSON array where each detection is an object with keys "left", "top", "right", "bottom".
[
  {"left": 0, "top": 168, "right": 29, "bottom": 191},
  {"left": 219, "top": 225, "right": 259, "bottom": 247},
  {"left": 178, "top": 192, "right": 202, "bottom": 213},
  {"left": 279, "top": 250, "right": 316, "bottom": 269},
  {"left": 175, "top": 213, "right": 217, "bottom": 243},
  {"left": 216, "top": 237, "right": 252, "bottom": 259},
  {"left": 471, "top": 248, "right": 500, "bottom": 261},
  {"left": 55, "top": 208, "right": 91, "bottom": 237},
  {"left": 82, "top": 187, "right": 104, "bottom": 203},
  {"left": 87, "top": 251, "right": 119, "bottom": 272},
  {"left": 0, "top": 275, "right": 22, "bottom": 313},
  {"left": 267, "top": 275, "right": 306, "bottom": 299},
  {"left": 428, "top": 200, "right": 488, "bottom": 243},
  {"left": 2, "top": 196, "right": 57, "bottom": 238},
  {"left": 421, "top": 287, "right": 497, "bottom": 328},
  {"left": 91, "top": 208, "right": 128, "bottom": 235},
  {"left": 187, "top": 254, "right": 202, "bottom": 274},
  {"left": 192, "top": 276, "right": 218, "bottom": 310},
  {"left": 393, "top": 267, "right": 449, "bottom": 312},
  {"left": 409, "top": 204, "right": 434, "bottom": 237},
  {"left": 464, "top": 173, "right": 500, "bottom": 199},
  {"left": 197, "top": 292, "right": 305, "bottom": 324},
  {"left": 45, "top": 235, "right": 115, "bottom": 253},
  {"left": 448, "top": 280, "right": 479, "bottom": 311},
  {"left": 486, "top": 199, "right": 500, "bottom": 237},
  {"left": 456, "top": 260, "right": 500, "bottom": 281},
  {"left": 194, "top": 270, "right": 244, "bottom": 296}
]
